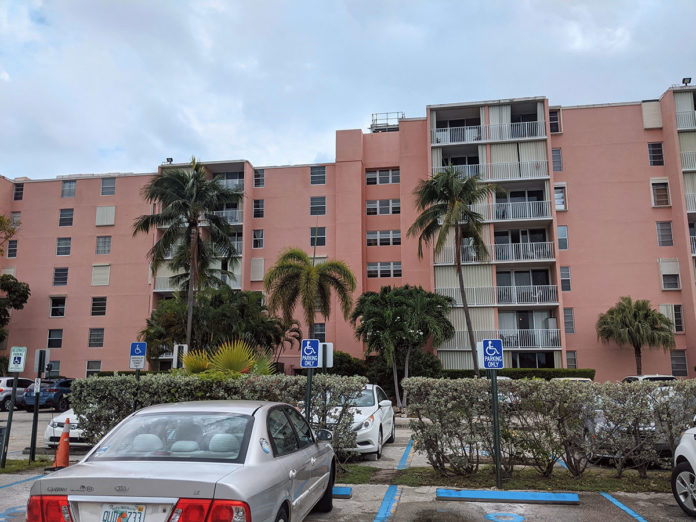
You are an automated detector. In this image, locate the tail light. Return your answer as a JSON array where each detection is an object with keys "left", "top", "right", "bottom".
[
  {"left": 27, "top": 495, "right": 73, "bottom": 522},
  {"left": 0, "top": 387, "right": 4, "bottom": 393},
  {"left": 47, "top": 388, "right": 58, "bottom": 393},
  {"left": 167, "top": 499, "right": 212, "bottom": 522},
  {"left": 208, "top": 500, "right": 251, "bottom": 522},
  {"left": 167, "top": 499, "right": 250, "bottom": 522}
]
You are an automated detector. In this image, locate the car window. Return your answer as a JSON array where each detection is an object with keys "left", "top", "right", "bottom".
[
  {"left": 622, "top": 377, "right": 637, "bottom": 383},
  {"left": 376, "top": 387, "right": 388, "bottom": 403},
  {"left": 349, "top": 389, "right": 376, "bottom": 407},
  {"left": 645, "top": 377, "right": 675, "bottom": 382},
  {"left": 19, "top": 379, "right": 33, "bottom": 388},
  {"left": 268, "top": 408, "right": 299, "bottom": 457},
  {"left": 59, "top": 380, "right": 72, "bottom": 388},
  {"left": 284, "top": 407, "right": 314, "bottom": 449}
]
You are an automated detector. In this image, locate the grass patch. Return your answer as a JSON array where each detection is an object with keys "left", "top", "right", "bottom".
[
  {"left": 0, "top": 459, "right": 51, "bottom": 474},
  {"left": 392, "top": 466, "right": 671, "bottom": 493},
  {"left": 337, "top": 464, "right": 380, "bottom": 485}
]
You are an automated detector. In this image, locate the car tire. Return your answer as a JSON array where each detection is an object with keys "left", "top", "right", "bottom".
[
  {"left": 274, "top": 506, "right": 289, "bottom": 522},
  {"left": 25, "top": 406, "right": 34, "bottom": 413},
  {"left": 313, "top": 461, "right": 335, "bottom": 513},
  {"left": 374, "top": 429, "right": 383, "bottom": 460},
  {"left": 673, "top": 460, "right": 696, "bottom": 517},
  {"left": 57, "top": 397, "right": 69, "bottom": 412},
  {"left": 386, "top": 417, "right": 395, "bottom": 444},
  {"left": 0, "top": 397, "right": 11, "bottom": 412}
]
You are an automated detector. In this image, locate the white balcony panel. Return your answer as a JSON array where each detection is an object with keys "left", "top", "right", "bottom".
[
  {"left": 212, "top": 209, "right": 243, "bottom": 224},
  {"left": 686, "top": 193, "right": 696, "bottom": 213},
  {"left": 432, "top": 161, "right": 549, "bottom": 181},
  {"left": 155, "top": 276, "right": 179, "bottom": 291},
  {"left": 438, "top": 329, "right": 562, "bottom": 350},
  {"left": 437, "top": 285, "right": 558, "bottom": 306},
  {"left": 434, "top": 242, "right": 555, "bottom": 265},
  {"left": 486, "top": 201, "right": 553, "bottom": 221},
  {"left": 691, "top": 236, "right": 696, "bottom": 255},
  {"left": 677, "top": 111, "right": 696, "bottom": 130},
  {"left": 431, "top": 121, "right": 546, "bottom": 145},
  {"left": 682, "top": 151, "right": 696, "bottom": 171},
  {"left": 436, "top": 287, "right": 496, "bottom": 307}
]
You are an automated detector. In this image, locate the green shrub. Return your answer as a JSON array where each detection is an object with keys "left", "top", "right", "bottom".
[{"left": 442, "top": 368, "right": 596, "bottom": 380}]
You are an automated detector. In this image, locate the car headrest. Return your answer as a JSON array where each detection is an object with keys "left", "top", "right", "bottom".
[
  {"left": 209, "top": 433, "right": 241, "bottom": 453},
  {"left": 132, "top": 434, "right": 163, "bottom": 452}
]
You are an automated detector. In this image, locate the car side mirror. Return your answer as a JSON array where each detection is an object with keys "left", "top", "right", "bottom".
[
  {"left": 692, "top": 415, "right": 696, "bottom": 427},
  {"left": 316, "top": 429, "right": 333, "bottom": 441},
  {"left": 379, "top": 399, "right": 392, "bottom": 409}
]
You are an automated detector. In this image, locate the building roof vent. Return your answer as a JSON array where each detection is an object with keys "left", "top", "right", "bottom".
[{"left": 370, "top": 112, "right": 404, "bottom": 133}]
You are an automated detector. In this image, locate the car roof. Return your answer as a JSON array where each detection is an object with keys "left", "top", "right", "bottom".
[
  {"left": 623, "top": 374, "right": 675, "bottom": 380},
  {"left": 133, "top": 400, "right": 284, "bottom": 416}
]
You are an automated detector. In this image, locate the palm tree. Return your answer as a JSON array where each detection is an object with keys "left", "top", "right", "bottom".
[
  {"left": 133, "top": 156, "right": 242, "bottom": 348},
  {"left": 596, "top": 296, "right": 675, "bottom": 375},
  {"left": 408, "top": 166, "right": 495, "bottom": 375},
  {"left": 264, "top": 248, "right": 356, "bottom": 345}
]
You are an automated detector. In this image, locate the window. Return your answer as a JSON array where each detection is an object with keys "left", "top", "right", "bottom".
[
  {"left": 554, "top": 186, "right": 567, "bottom": 211},
  {"left": 53, "top": 268, "right": 68, "bottom": 286},
  {"left": 220, "top": 172, "right": 244, "bottom": 191},
  {"left": 560, "top": 266, "right": 571, "bottom": 291},
  {"left": 91, "top": 265, "right": 110, "bottom": 286},
  {"left": 47, "top": 329, "right": 63, "bottom": 348},
  {"left": 552, "top": 148, "right": 562, "bottom": 172},
  {"left": 566, "top": 351, "right": 577, "bottom": 369},
  {"left": 671, "top": 351, "right": 688, "bottom": 377},
  {"left": 557, "top": 226, "right": 568, "bottom": 250},
  {"left": 663, "top": 274, "right": 680, "bottom": 290},
  {"left": 366, "top": 200, "right": 377, "bottom": 215},
  {"left": 13, "top": 183, "right": 23, "bottom": 201},
  {"left": 7, "top": 240, "right": 17, "bottom": 258},
  {"left": 648, "top": 143, "right": 664, "bottom": 166},
  {"left": 651, "top": 181, "right": 670, "bottom": 206},
  {"left": 50, "top": 297, "right": 66, "bottom": 317},
  {"left": 253, "top": 199, "right": 264, "bottom": 218},
  {"left": 659, "top": 258, "right": 680, "bottom": 290},
  {"left": 267, "top": 409, "right": 299, "bottom": 457},
  {"left": 86, "top": 360, "right": 102, "bottom": 377},
  {"left": 96, "top": 206, "right": 115, "bottom": 226},
  {"left": 88, "top": 328, "right": 105, "bottom": 348},
  {"left": 91, "top": 297, "right": 107, "bottom": 316},
  {"left": 310, "top": 227, "right": 326, "bottom": 247},
  {"left": 366, "top": 169, "right": 400, "bottom": 185},
  {"left": 254, "top": 169, "right": 264, "bottom": 188},
  {"left": 675, "top": 304, "right": 684, "bottom": 332},
  {"left": 367, "top": 261, "right": 402, "bottom": 278},
  {"left": 252, "top": 229, "right": 264, "bottom": 249},
  {"left": 368, "top": 230, "right": 401, "bottom": 246},
  {"left": 310, "top": 196, "right": 326, "bottom": 216},
  {"left": 59, "top": 209, "right": 74, "bottom": 227},
  {"left": 284, "top": 407, "right": 314, "bottom": 449},
  {"left": 312, "top": 323, "right": 326, "bottom": 343},
  {"left": 96, "top": 236, "right": 112, "bottom": 255},
  {"left": 656, "top": 222, "right": 673, "bottom": 246},
  {"left": 563, "top": 308, "right": 575, "bottom": 333},
  {"left": 310, "top": 166, "right": 326, "bottom": 185},
  {"left": 549, "top": 110, "right": 561, "bottom": 133},
  {"left": 368, "top": 199, "right": 400, "bottom": 215},
  {"left": 101, "top": 177, "right": 116, "bottom": 196},
  {"left": 61, "top": 180, "right": 76, "bottom": 198},
  {"left": 10, "top": 212, "right": 20, "bottom": 227},
  {"left": 56, "top": 237, "right": 71, "bottom": 256}
]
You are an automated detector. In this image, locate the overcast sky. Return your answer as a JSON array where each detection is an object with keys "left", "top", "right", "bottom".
[{"left": 1, "top": 0, "right": 694, "bottom": 179}]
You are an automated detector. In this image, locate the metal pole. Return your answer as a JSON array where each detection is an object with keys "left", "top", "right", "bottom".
[
  {"left": 490, "top": 369, "right": 502, "bottom": 488},
  {"left": 304, "top": 368, "right": 313, "bottom": 422},
  {"left": 0, "top": 374, "right": 18, "bottom": 468},
  {"left": 29, "top": 350, "right": 46, "bottom": 462}
]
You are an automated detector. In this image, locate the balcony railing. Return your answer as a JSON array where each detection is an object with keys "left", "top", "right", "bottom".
[
  {"left": 677, "top": 111, "right": 696, "bottom": 130},
  {"left": 436, "top": 285, "right": 558, "bottom": 306},
  {"left": 472, "top": 200, "right": 552, "bottom": 221},
  {"left": 212, "top": 209, "right": 243, "bottom": 224},
  {"left": 686, "top": 194, "right": 696, "bottom": 213},
  {"left": 432, "top": 121, "right": 545, "bottom": 145},
  {"left": 154, "top": 276, "right": 179, "bottom": 292},
  {"left": 691, "top": 236, "right": 696, "bottom": 255},
  {"left": 438, "top": 329, "right": 562, "bottom": 350},
  {"left": 221, "top": 180, "right": 244, "bottom": 191},
  {"left": 432, "top": 161, "right": 549, "bottom": 181},
  {"left": 434, "top": 241, "right": 555, "bottom": 265},
  {"left": 682, "top": 151, "right": 696, "bottom": 171}
]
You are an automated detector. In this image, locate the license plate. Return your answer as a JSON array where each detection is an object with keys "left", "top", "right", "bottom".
[{"left": 100, "top": 504, "right": 146, "bottom": 522}]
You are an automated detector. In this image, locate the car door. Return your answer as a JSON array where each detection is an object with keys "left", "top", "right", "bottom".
[
  {"left": 376, "top": 386, "right": 394, "bottom": 440},
  {"left": 284, "top": 406, "right": 328, "bottom": 507},
  {"left": 267, "top": 408, "right": 315, "bottom": 520}
]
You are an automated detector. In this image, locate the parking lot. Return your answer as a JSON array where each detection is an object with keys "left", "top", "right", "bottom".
[{"left": 0, "top": 411, "right": 689, "bottom": 521}]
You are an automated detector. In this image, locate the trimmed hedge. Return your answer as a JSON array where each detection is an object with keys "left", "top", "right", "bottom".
[
  {"left": 442, "top": 368, "right": 596, "bottom": 380},
  {"left": 94, "top": 370, "right": 167, "bottom": 377}
]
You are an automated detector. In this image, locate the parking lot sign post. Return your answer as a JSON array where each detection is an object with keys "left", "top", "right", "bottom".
[
  {"left": 1, "top": 347, "right": 27, "bottom": 468},
  {"left": 300, "top": 339, "right": 320, "bottom": 421},
  {"left": 29, "top": 349, "right": 47, "bottom": 462},
  {"left": 482, "top": 339, "right": 504, "bottom": 489}
]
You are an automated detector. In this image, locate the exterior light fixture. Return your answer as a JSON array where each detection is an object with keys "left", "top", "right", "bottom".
[{"left": 683, "top": 78, "right": 692, "bottom": 86}]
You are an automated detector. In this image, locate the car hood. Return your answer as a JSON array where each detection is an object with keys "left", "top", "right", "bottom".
[
  {"left": 50, "top": 409, "right": 77, "bottom": 424},
  {"left": 32, "top": 460, "right": 243, "bottom": 498},
  {"left": 347, "top": 405, "right": 378, "bottom": 424}
]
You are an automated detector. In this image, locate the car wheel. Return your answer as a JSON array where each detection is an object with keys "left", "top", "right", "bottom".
[
  {"left": 673, "top": 461, "right": 696, "bottom": 517},
  {"left": 57, "top": 397, "right": 69, "bottom": 412},
  {"left": 386, "top": 417, "right": 395, "bottom": 444},
  {"left": 25, "top": 406, "right": 34, "bottom": 413},
  {"left": 374, "top": 429, "right": 383, "bottom": 460},
  {"left": 274, "top": 506, "right": 289, "bottom": 522},
  {"left": 313, "top": 460, "right": 335, "bottom": 513},
  {"left": 0, "top": 397, "right": 11, "bottom": 412}
]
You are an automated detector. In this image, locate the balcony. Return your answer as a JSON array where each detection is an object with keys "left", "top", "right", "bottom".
[
  {"left": 212, "top": 209, "right": 243, "bottom": 224},
  {"left": 682, "top": 151, "right": 696, "bottom": 171},
  {"left": 154, "top": 276, "right": 180, "bottom": 292},
  {"left": 432, "top": 160, "right": 549, "bottom": 181},
  {"left": 432, "top": 121, "right": 545, "bottom": 145},
  {"left": 472, "top": 200, "right": 552, "bottom": 222},
  {"left": 677, "top": 111, "right": 696, "bottom": 130},
  {"left": 438, "top": 329, "right": 562, "bottom": 350},
  {"left": 686, "top": 194, "right": 696, "bottom": 213},
  {"left": 436, "top": 285, "right": 558, "bottom": 307},
  {"left": 691, "top": 236, "right": 696, "bottom": 255},
  {"left": 434, "top": 242, "right": 555, "bottom": 265},
  {"left": 221, "top": 180, "right": 244, "bottom": 192}
]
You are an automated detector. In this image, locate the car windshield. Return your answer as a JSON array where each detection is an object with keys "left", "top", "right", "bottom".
[
  {"left": 349, "top": 389, "right": 375, "bottom": 408},
  {"left": 645, "top": 377, "right": 675, "bottom": 382},
  {"left": 89, "top": 412, "right": 253, "bottom": 464}
]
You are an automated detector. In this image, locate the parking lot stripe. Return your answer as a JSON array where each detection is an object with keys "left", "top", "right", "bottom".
[
  {"left": 374, "top": 485, "right": 401, "bottom": 521},
  {"left": 397, "top": 438, "right": 414, "bottom": 470},
  {"left": 0, "top": 474, "right": 42, "bottom": 490},
  {"left": 436, "top": 488, "right": 580, "bottom": 505},
  {"left": 332, "top": 486, "right": 352, "bottom": 499},
  {"left": 599, "top": 492, "right": 647, "bottom": 522}
]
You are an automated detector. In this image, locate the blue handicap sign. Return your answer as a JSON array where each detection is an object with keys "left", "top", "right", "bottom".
[
  {"left": 130, "top": 342, "right": 147, "bottom": 357},
  {"left": 300, "top": 339, "right": 320, "bottom": 368},
  {"left": 12, "top": 356, "right": 21, "bottom": 365},
  {"left": 482, "top": 339, "right": 504, "bottom": 370}
]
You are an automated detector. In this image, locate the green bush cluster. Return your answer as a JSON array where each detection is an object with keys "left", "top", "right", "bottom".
[
  {"left": 442, "top": 368, "right": 596, "bottom": 380},
  {"left": 403, "top": 377, "right": 696, "bottom": 479},
  {"left": 70, "top": 373, "right": 366, "bottom": 458}
]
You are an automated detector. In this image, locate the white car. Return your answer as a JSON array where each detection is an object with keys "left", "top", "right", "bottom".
[
  {"left": 43, "top": 408, "right": 90, "bottom": 448},
  {"left": 349, "top": 385, "right": 395, "bottom": 459},
  {"left": 622, "top": 374, "right": 676, "bottom": 384},
  {"left": 673, "top": 427, "right": 696, "bottom": 516}
]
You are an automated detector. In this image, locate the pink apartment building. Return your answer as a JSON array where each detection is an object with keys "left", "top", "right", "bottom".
[{"left": 1, "top": 83, "right": 696, "bottom": 381}]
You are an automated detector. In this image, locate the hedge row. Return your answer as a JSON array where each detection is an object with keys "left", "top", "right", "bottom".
[{"left": 442, "top": 368, "right": 596, "bottom": 380}]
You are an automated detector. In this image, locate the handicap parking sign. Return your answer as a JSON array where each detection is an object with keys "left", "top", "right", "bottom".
[
  {"left": 8, "top": 346, "right": 27, "bottom": 372},
  {"left": 300, "top": 339, "right": 320, "bottom": 368},
  {"left": 482, "top": 339, "right": 504, "bottom": 370}
]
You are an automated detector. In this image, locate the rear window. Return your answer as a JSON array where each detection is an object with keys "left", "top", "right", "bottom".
[
  {"left": 89, "top": 412, "right": 253, "bottom": 464},
  {"left": 645, "top": 377, "right": 675, "bottom": 382}
]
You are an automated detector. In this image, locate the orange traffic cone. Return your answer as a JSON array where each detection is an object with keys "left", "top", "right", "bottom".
[{"left": 47, "top": 418, "right": 70, "bottom": 471}]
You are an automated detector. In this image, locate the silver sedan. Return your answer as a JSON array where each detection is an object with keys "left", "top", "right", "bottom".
[{"left": 28, "top": 400, "right": 335, "bottom": 522}]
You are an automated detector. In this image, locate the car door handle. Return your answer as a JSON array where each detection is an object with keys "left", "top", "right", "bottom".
[
  {"left": 289, "top": 469, "right": 297, "bottom": 479},
  {"left": 310, "top": 457, "right": 317, "bottom": 465}
]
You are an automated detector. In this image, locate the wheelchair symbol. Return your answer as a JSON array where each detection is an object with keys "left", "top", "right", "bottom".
[
  {"left": 485, "top": 341, "right": 498, "bottom": 356},
  {"left": 303, "top": 341, "right": 316, "bottom": 356},
  {"left": 132, "top": 345, "right": 143, "bottom": 355}
]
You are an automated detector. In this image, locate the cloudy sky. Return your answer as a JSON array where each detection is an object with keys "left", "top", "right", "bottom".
[{"left": 0, "top": 0, "right": 694, "bottom": 179}]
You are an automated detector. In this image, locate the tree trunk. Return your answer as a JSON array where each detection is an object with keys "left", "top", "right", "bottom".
[
  {"left": 402, "top": 346, "right": 412, "bottom": 409},
  {"left": 392, "top": 356, "right": 403, "bottom": 409},
  {"left": 456, "top": 227, "right": 480, "bottom": 376},
  {"left": 633, "top": 344, "right": 643, "bottom": 376},
  {"left": 185, "top": 226, "right": 199, "bottom": 349}
]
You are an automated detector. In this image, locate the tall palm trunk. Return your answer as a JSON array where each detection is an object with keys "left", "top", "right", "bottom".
[
  {"left": 455, "top": 227, "right": 480, "bottom": 376},
  {"left": 633, "top": 344, "right": 643, "bottom": 376},
  {"left": 401, "top": 346, "right": 412, "bottom": 409},
  {"left": 391, "top": 354, "right": 403, "bottom": 409},
  {"left": 185, "top": 226, "right": 199, "bottom": 348}
]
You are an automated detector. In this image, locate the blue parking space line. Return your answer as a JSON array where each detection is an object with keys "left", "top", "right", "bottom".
[
  {"left": 374, "top": 485, "right": 401, "bottom": 521},
  {"left": 397, "top": 438, "right": 413, "bottom": 470},
  {"left": 0, "top": 474, "right": 42, "bottom": 490},
  {"left": 436, "top": 488, "right": 579, "bottom": 504},
  {"left": 600, "top": 492, "right": 647, "bottom": 522},
  {"left": 0, "top": 505, "right": 26, "bottom": 521},
  {"left": 332, "top": 486, "right": 352, "bottom": 498}
]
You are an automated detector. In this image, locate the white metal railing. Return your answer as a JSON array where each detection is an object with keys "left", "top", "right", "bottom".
[
  {"left": 212, "top": 209, "right": 243, "bottom": 223},
  {"left": 154, "top": 276, "right": 179, "bottom": 291},
  {"left": 434, "top": 241, "right": 555, "bottom": 265},
  {"left": 231, "top": 241, "right": 243, "bottom": 255},
  {"left": 677, "top": 111, "right": 696, "bottom": 130},
  {"left": 472, "top": 200, "right": 552, "bottom": 221},
  {"left": 221, "top": 180, "right": 244, "bottom": 191},
  {"left": 431, "top": 121, "right": 545, "bottom": 145},
  {"left": 436, "top": 285, "right": 558, "bottom": 306},
  {"left": 682, "top": 151, "right": 696, "bottom": 171},
  {"left": 438, "top": 329, "right": 562, "bottom": 350},
  {"left": 432, "top": 161, "right": 549, "bottom": 181},
  {"left": 691, "top": 237, "right": 696, "bottom": 255},
  {"left": 686, "top": 194, "right": 696, "bottom": 213}
]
